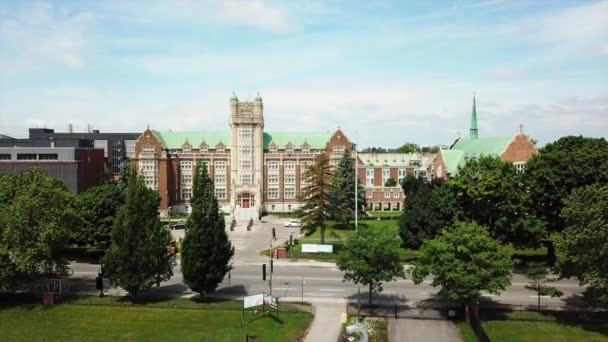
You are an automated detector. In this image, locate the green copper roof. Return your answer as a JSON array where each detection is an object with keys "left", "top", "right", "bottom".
[
  {"left": 470, "top": 95, "right": 478, "bottom": 139},
  {"left": 152, "top": 131, "right": 332, "bottom": 150},
  {"left": 263, "top": 132, "right": 331, "bottom": 149},
  {"left": 153, "top": 131, "right": 230, "bottom": 149},
  {"left": 441, "top": 149, "right": 466, "bottom": 176},
  {"left": 451, "top": 136, "right": 513, "bottom": 157}
]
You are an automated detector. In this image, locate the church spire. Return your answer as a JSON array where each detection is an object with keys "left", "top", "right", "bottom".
[{"left": 470, "top": 93, "right": 479, "bottom": 139}]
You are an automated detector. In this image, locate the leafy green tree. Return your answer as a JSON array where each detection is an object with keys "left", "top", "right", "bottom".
[
  {"left": 102, "top": 171, "right": 174, "bottom": 297},
  {"left": 329, "top": 151, "right": 367, "bottom": 225},
  {"left": 422, "top": 145, "right": 440, "bottom": 153},
  {"left": 384, "top": 177, "right": 397, "bottom": 187},
  {"left": 118, "top": 161, "right": 132, "bottom": 190},
  {"left": 73, "top": 184, "right": 125, "bottom": 248},
  {"left": 450, "top": 156, "right": 546, "bottom": 248},
  {"left": 297, "top": 153, "right": 333, "bottom": 243},
  {"left": 182, "top": 161, "right": 234, "bottom": 296},
  {"left": 337, "top": 226, "right": 405, "bottom": 303},
  {"left": 396, "top": 143, "right": 421, "bottom": 153},
  {"left": 400, "top": 174, "right": 424, "bottom": 199},
  {"left": 399, "top": 184, "right": 461, "bottom": 249},
  {"left": 555, "top": 184, "right": 608, "bottom": 307},
  {"left": 0, "top": 169, "right": 78, "bottom": 290},
  {"left": 411, "top": 222, "right": 514, "bottom": 305},
  {"left": 527, "top": 136, "right": 608, "bottom": 233},
  {"left": 525, "top": 263, "right": 563, "bottom": 310}
]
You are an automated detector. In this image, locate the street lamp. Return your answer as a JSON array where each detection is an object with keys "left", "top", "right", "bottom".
[{"left": 167, "top": 206, "right": 172, "bottom": 230}]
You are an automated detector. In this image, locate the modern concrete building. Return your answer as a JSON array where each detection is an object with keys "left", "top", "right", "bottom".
[
  {"left": 132, "top": 94, "right": 353, "bottom": 218},
  {"left": 0, "top": 146, "right": 105, "bottom": 193}
]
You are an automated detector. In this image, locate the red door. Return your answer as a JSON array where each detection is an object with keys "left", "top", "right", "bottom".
[{"left": 242, "top": 199, "right": 250, "bottom": 208}]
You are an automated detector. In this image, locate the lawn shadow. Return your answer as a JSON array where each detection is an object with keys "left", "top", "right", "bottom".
[{"left": 212, "top": 285, "right": 247, "bottom": 296}]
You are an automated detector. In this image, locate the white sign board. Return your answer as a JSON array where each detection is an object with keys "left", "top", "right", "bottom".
[
  {"left": 302, "top": 244, "right": 334, "bottom": 253},
  {"left": 244, "top": 294, "right": 264, "bottom": 309}
]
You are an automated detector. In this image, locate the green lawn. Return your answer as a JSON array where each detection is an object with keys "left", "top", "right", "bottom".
[
  {"left": 455, "top": 321, "right": 477, "bottom": 342},
  {"left": 367, "top": 211, "right": 400, "bottom": 218},
  {"left": 0, "top": 303, "right": 313, "bottom": 342},
  {"left": 482, "top": 321, "right": 608, "bottom": 342}
]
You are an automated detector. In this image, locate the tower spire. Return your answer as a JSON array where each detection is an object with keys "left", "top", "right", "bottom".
[{"left": 470, "top": 92, "right": 478, "bottom": 139}]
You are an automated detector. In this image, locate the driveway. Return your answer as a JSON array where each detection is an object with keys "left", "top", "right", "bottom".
[{"left": 389, "top": 318, "right": 462, "bottom": 342}]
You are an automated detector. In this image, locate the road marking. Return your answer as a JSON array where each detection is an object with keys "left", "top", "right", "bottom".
[
  {"left": 306, "top": 293, "right": 334, "bottom": 297},
  {"left": 528, "top": 295, "right": 551, "bottom": 298},
  {"left": 320, "top": 288, "right": 345, "bottom": 292},
  {"left": 273, "top": 287, "right": 289, "bottom": 291}
]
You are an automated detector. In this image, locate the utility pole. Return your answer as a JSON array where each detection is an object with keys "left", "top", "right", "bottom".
[{"left": 354, "top": 130, "right": 358, "bottom": 231}]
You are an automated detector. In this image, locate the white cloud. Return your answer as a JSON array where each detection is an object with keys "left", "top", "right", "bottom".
[{"left": 0, "top": 2, "right": 92, "bottom": 74}]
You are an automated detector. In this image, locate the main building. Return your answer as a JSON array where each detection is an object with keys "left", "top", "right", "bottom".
[{"left": 133, "top": 94, "right": 353, "bottom": 218}]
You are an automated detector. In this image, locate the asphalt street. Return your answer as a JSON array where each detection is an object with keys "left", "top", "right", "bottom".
[{"left": 69, "top": 216, "right": 585, "bottom": 307}]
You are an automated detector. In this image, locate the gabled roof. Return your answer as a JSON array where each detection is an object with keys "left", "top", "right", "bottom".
[
  {"left": 153, "top": 131, "right": 230, "bottom": 149},
  {"left": 441, "top": 149, "right": 466, "bottom": 176},
  {"left": 451, "top": 136, "right": 513, "bottom": 157},
  {"left": 263, "top": 132, "right": 331, "bottom": 149}
]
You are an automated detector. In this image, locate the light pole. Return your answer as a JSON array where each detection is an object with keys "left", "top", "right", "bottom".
[
  {"left": 354, "top": 130, "right": 358, "bottom": 231},
  {"left": 301, "top": 279, "right": 305, "bottom": 304},
  {"left": 167, "top": 206, "right": 172, "bottom": 230}
]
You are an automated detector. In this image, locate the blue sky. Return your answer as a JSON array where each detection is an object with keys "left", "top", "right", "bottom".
[{"left": 0, "top": 0, "right": 607, "bottom": 148}]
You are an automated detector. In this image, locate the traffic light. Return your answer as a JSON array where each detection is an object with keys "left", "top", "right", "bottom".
[
  {"left": 289, "top": 234, "right": 293, "bottom": 246},
  {"left": 270, "top": 259, "right": 274, "bottom": 273},
  {"left": 272, "top": 227, "right": 276, "bottom": 240},
  {"left": 95, "top": 276, "right": 103, "bottom": 290},
  {"left": 262, "top": 264, "right": 267, "bottom": 281}
]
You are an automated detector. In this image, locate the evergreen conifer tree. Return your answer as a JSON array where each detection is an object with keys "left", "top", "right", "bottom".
[
  {"left": 329, "top": 150, "right": 366, "bottom": 225},
  {"left": 103, "top": 170, "right": 174, "bottom": 297},
  {"left": 182, "top": 161, "right": 234, "bottom": 295}
]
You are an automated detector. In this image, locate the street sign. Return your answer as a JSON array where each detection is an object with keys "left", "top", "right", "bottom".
[
  {"left": 244, "top": 294, "right": 264, "bottom": 309},
  {"left": 302, "top": 244, "right": 333, "bottom": 253},
  {"left": 263, "top": 293, "right": 278, "bottom": 309}
]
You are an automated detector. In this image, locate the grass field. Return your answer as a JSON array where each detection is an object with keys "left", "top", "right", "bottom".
[
  {"left": 0, "top": 303, "right": 313, "bottom": 342},
  {"left": 481, "top": 321, "right": 608, "bottom": 341}
]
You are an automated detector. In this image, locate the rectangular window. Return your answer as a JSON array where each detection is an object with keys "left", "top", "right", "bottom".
[
  {"left": 300, "top": 160, "right": 312, "bottom": 184},
  {"left": 240, "top": 174, "right": 252, "bottom": 184},
  {"left": 0, "top": 154, "right": 11, "bottom": 160},
  {"left": 398, "top": 169, "right": 407, "bottom": 183},
  {"left": 17, "top": 154, "right": 37, "bottom": 160},
  {"left": 514, "top": 162, "right": 526, "bottom": 174},
  {"left": 284, "top": 161, "right": 296, "bottom": 169},
  {"left": 333, "top": 145, "right": 345, "bottom": 156},
  {"left": 366, "top": 169, "right": 374, "bottom": 187},
  {"left": 268, "top": 173, "right": 279, "bottom": 184},
  {"left": 268, "top": 161, "right": 279, "bottom": 170},
  {"left": 284, "top": 174, "right": 295, "bottom": 184},
  {"left": 384, "top": 192, "right": 391, "bottom": 199},
  {"left": 284, "top": 186, "right": 296, "bottom": 199},
  {"left": 180, "top": 161, "right": 193, "bottom": 170},
  {"left": 181, "top": 188, "right": 192, "bottom": 201},
  {"left": 38, "top": 153, "right": 58, "bottom": 160},
  {"left": 366, "top": 192, "right": 372, "bottom": 198},
  {"left": 142, "top": 145, "right": 155, "bottom": 156},
  {"left": 214, "top": 174, "right": 226, "bottom": 185},
  {"left": 139, "top": 159, "right": 158, "bottom": 190},
  {"left": 382, "top": 168, "right": 390, "bottom": 185},
  {"left": 393, "top": 192, "right": 400, "bottom": 198},
  {"left": 215, "top": 187, "right": 226, "bottom": 199},
  {"left": 268, "top": 187, "right": 279, "bottom": 199},
  {"left": 240, "top": 160, "right": 252, "bottom": 170}
]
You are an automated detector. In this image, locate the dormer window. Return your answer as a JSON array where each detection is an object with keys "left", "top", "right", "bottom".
[
  {"left": 286, "top": 142, "right": 294, "bottom": 154},
  {"left": 333, "top": 145, "right": 345, "bottom": 156},
  {"left": 200, "top": 142, "right": 208, "bottom": 153},
  {"left": 302, "top": 143, "right": 310, "bottom": 154},
  {"left": 182, "top": 141, "right": 192, "bottom": 152},
  {"left": 216, "top": 142, "right": 225, "bottom": 153},
  {"left": 269, "top": 142, "right": 277, "bottom": 153}
]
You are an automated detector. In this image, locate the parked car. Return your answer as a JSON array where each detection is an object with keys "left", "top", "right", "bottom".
[
  {"left": 170, "top": 222, "right": 186, "bottom": 230},
  {"left": 283, "top": 219, "right": 302, "bottom": 228}
]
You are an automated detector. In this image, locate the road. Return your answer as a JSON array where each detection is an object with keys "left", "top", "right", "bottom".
[{"left": 68, "top": 215, "right": 586, "bottom": 306}]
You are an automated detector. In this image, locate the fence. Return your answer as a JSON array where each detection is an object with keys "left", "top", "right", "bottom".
[
  {"left": 346, "top": 302, "right": 464, "bottom": 321},
  {"left": 479, "top": 303, "right": 608, "bottom": 324}
]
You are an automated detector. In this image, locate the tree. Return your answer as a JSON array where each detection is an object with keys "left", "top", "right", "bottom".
[
  {"left": 450, "top": 156, "right": 546, "bottom": 248},
  {"left": 297, "top": 153, "right": 333, "bottom": 243},
  {"left": 396, "top": 143, "right": 421, "bottom": 153},
  {"left": 102, "top": 170, "right": 174, "bottom": 297},
  {"left": 555, "top": 184, "right": 608, "bottom": 307},
  {"left": 411, "top": 222, "right": 513, "bottom": 305},
  {"left": 337, "top": 226, "right": 405, "bottom": 303},
  {"left": 399, "top": 184, "right": 461, "bottom": 249},
  {"left": 524, "top": 263, "right": 563, "bottom": 310},
  {"left": 73, "top": 184, "right": 125, "bottom": 248},
  {"left": 181, "top": 161, "right": 234, "bottom": 296},
  {"left": 400, "top": 174, "right": 424, "bottom": 199},
  {"left": 421, "top": 145, "right": 440, "bottom": 153},
  {"left": 329, "top": 151, "right": 367, "bottom": 225},
  {"left": 0, "top": 169, "right": 77, "bottom": 290},
  {"left": 118, "top": 161, "right": 132, "bottom": 189},
  {"left": 384, "top": 177, "right": 397, "bottom": 187},
  {"left": 527, "top": 136, "right": 608, "bottom": 233}
]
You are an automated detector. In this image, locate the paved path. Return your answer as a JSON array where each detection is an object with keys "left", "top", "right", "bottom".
[
  {"left": 305, "top": 301, "right": 346, "bottom": 342},
  {"left": 389, "top": 318, "right": 462, "bottom": 342}
]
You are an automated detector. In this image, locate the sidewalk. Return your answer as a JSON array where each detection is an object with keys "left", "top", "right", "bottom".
[
  {"left": 234, "top": 259, "right": 338, "bottom": 268},
  {"left": 304, "top": 300, "right": 346, "bottom": 342}
]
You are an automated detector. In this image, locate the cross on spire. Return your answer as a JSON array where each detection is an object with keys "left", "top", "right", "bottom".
[{"left": 518, "top": 123, "right": 524, "bottom": 134}]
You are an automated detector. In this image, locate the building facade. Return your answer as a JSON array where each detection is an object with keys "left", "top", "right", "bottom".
[
  {"left": 357, "top": 152, "right": 434, "bottom": 211},
  {"left": 28, "top": 128, "right": 140, "bottom": 178},
  {"left": 0, "top": 146, "right": 105, "bottom": 193},
  {"left": 133, "top": 95, "right": 352, "bottom": 217},
  {"left": 433, "top": 96, "right": 538, "bottom": 179}
]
